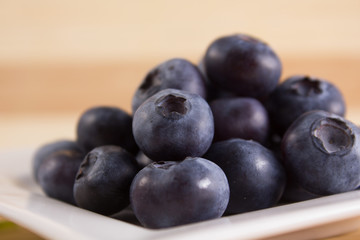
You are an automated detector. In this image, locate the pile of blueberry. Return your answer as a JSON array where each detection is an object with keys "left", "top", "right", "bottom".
[{"left": 32, "top": 33, "right": 360, "bottom": 229}]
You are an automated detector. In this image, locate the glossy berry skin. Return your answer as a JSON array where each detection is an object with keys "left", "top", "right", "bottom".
[
  {"left": 74, "top": 146, "right": 139, "bottom": 216},
  {"left": 32, "top": 140, "right": 82, "bottom": 182},
  {"left": 130, "top": 157, "right": 230, "bottom": 229},
  {"left": 37, "top": 147, "right": 85, "bottom": 205},
  {"left": 132, "top": 58, "right": 207, "bottom": 113},
  {"left": 210, "top": 97, "right": 269, "bottom": 143},
  {"left": 266, "top": 75, "right": 346, "bottom": 135},
  {"left": 76, "top": 106, "right": 138, "bottom": 154},
  {"left": 204, "top": 34, "right": 282, "bottom": 99},
  {"left": 281, "top": 110, "right": 360, "bottom": 195},
  {"left": 133, "top": 89, "right": 214, "bottom": 162},
  {"left": 204, "top": 138, "right": 286, "bottom": 215}
]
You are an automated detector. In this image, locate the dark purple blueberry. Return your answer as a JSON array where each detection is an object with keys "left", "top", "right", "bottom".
[
  {"left": 74, "top": 146, "right": 139, "bottom": 216},
  {"left": 198, "top": 56, "right": 237, "bottom": 102},
  {"left": 281, "top": 175, "right": 321, "bottom": 203},
  {"left": 132, "top": 58, "right": 207, "bottom": 113},
  {"left": 266, "top": 75, "right": 346, "bottom": 135},
  {"left": 135, "top": 151, "right": 154, "bottom": 169},
  {"left": 37, "top": 147, "right": 85, "bottom": 204},
  {"left": 132, "top": 89, "right": 214, "bottom": 162},
  {"left": 282, "top": 110, "right": 360, "bottom": 195},
  {"left": 206, "top": 83, "right": 238, "bottom": 102},
  {"left": 76, "top": 106, "right": 138, "bottom": 154},
  {"left": 204, "top": 138, "right": 286, "bottom": 215},
  {"left": 204, "top": 34, "right": 282, "bottom": 99},
  {"left": 130, "top": 157, "right": 229, "bottom": 229},
  {"left": 32, "top": 140, "right": 82, "bottom": 182},
  {"left": 210, "top": 97, "right": 269, "bottom": 143}
]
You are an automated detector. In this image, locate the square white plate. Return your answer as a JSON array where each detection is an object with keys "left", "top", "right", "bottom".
[{"left": 1, "top": 148, "right": 360, "bottom": 240}]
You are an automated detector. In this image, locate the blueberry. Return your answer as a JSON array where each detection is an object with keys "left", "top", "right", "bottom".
[
  {"left": 37, "top": 147, "right": 85, "bottom": 204},
  {"left": 74, "top": 146, "right": 139, "bottom": 215},
  {"left": 206, "top": 83, "right": 238, "bottom": 102},
  {"left": 281, "top": 110, "right": 360, "bottom": 195},
  {"left": 264, "top": 132, "right": 320, "bottom": 203},
  {"left": 76, "top": 106, "right": 138, "bottom": 154},
  {"left": 266, "top": 75, "right": 346, "bottom": 135},
  {"left": 130, "top": 157, "right": 229, "bottom": 229},
  {"left": 198, "top": 57, "right": 237, "bottom": 102},
  {"left": 204, "top": 138, "right": 286, "bottom": 215},
  {"left": 133, "top": 89, "right": 214, "bottom": 161},
  {"left": 281, "top": 175, "right": 321, "bottom": 203},
  {"left": 210, "top": 97, "right": 269, "bottom": 143},
  {"left": 204, "top": 34, "right": 282, "bottom": 99},
  {"left": 132, "top": 58, "right": 207, "bottom": 113},
  {"left": 32, "top": 140, "right": 82, "bottom": 182}
]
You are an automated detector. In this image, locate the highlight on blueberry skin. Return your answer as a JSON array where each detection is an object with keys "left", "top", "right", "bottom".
[
  {"left": 32, "top": 139, "right": 82, "bottom": 183},
  {"left": 76, "top": 106, "right": 138, "bottom": 154},
  {"left": 37, "top": 147, "right": 85, "bottom": 205},
  {"left": 132, "top": 89, "right": 214, "bottom": 162},
  {"left": 204, "top": 33, "right": 282, "bottom": 99},
  {"left": 210, "top": 97, "right": 269, "bottom": 143},
  {"left": 130, "top": 157, "right": 230, "bottom": 229},
  {"left": 266, "top": 75, "right": 346, "bottom": 135},
  {"left": 281, "top": 110, "right": 360, "bottom": 196},
  {"left": 135, "top": 151, "right": 154, "bottom": 169},
  {"left": 204, "top": 138, "right": 286, "bottom": 215},
  {"left": 132, "top": 58, "right": 207, "bottom": 113},
  {"left": 74, "top": 146, "right": 139, "bottom": 216}
]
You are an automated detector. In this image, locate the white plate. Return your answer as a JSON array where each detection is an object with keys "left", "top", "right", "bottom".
[{"left": 1, "top": 148, "right": 360, "bottom": 240}]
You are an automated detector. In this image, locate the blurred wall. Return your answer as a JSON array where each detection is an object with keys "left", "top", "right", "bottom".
[{"left": 0, "top": 0, "right": 360, "bottom": 113}]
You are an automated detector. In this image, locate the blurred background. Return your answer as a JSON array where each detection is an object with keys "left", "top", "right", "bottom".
[{"left": 1, "top": 0, "right": 360, "bottom": 149}]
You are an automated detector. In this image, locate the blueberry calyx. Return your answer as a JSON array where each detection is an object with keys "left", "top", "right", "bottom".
[
  {"left": 152, "top": 161, "right": 177, "bottom": 169},
  {"left": 75, "top": 153, "right": 98, "bottom": 180},
  {"left": 311, "top": 117, "right": 354, "bottom": 155},
  {"left": 155, "top": 94, "right": 189, "bottom": 120},
  {"left": 75, "top": 168, "right": 84, "bottom": 180},
  {"left": 140, "top": 69, "right": 160, "bottom": 91},
  {"left": 290, "top": 76, "right": 323, "bottom": 96}
]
